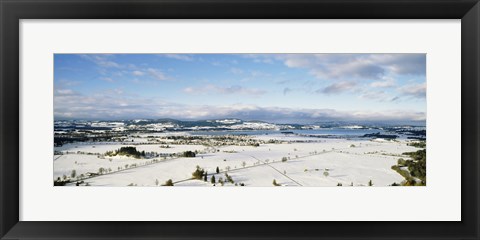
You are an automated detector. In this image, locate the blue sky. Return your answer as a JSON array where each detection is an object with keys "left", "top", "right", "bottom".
[{"left": 54, "top": 54, "right": 426, "bottom": 124}]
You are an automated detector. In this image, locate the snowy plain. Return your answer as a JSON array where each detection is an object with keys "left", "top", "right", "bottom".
[{"left": 54, "top": 134, "right": 419, "bottom": 187}]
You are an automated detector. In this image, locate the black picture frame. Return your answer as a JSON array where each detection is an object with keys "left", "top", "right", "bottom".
[{"left": 1, "top": 0, "right": 479, "bottom": 239}]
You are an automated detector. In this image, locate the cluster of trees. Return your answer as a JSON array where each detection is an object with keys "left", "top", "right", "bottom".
[
  {"left": 224, "top": 173, "right": 234, "bottom": 184},
  {"left": 182, "top": 151, "right": 196, "bottom": 158},
  {"left": 105, "top": 146, "right": 146, "bottom": 159},
  {"left": 162, "top": 135, "right": 263, "bottom": 147},
  {"left": 218, "top": 177, "right": 227, "bottom": 186},
  {"left": 402, "top": 149, "right": 426, "bottom": 182},
  {"left": 407, "top": 141, "right": 426, "bottom": 148},
  {"left": 97, "top": 167, "right": 113, "bottom": 175},
  {"left": 391, "top": 149, "right": 426, "bottom": 186},
  {"left": 162, "top": 179, "right": 174, "bottom": 186},
  {"left": 192, "top": 166, "right": 236, "bottom": 186},
  {"left": 192, "top": 166, "right": 205, "bottom": 180},
  {"left": 54, "top": 178, "right": 67, "bottom": 186}
]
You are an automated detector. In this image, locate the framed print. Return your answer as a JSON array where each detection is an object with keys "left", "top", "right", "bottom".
[
  {"left": 52, "top": 53, "right": 428, "bottom": 188},
  {"left": 1, "top": 0, "right": 479, "bottom": 239}
]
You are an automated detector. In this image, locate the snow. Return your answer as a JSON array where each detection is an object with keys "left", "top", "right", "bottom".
[{"left": 54, "top": 135, "right": 418, "bottom": 187}]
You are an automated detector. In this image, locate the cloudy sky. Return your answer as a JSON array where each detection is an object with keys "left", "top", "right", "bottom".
[{"left": 54, "top": 54, "right": 426, "bottom": 124}]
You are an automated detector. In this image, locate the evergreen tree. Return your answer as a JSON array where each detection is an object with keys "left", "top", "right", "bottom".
[
  {"left": 216, "top": 166, "right": 220, "bottom": 174},
  {"left": 70, "top": 169, "right": 76, "bottom": 179},
  {"left": 211, "top": 175, "right": 216, "bottom": 184}
]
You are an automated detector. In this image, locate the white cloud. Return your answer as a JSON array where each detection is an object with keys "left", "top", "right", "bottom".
[
  {"left": 243, "top": 54, "right": 274, "bottom": 64},
  {"left": 369, "top": 54, "right": 426, "bottom": 75},
  {"left": 100, "top": 77, "right": 114, "bottom": 83},
  {"left": 54, "top": 90, "right": 424, "bottom": 124},
  {"left": 360, "top": 90, "right": 387, "bottom": 100},
  {"left": 399, "top": 83, "right": 426, "bottom": 99},
  {"left": 163, "top": 54, "right": 194, "bottom": 61},
  {"left": 249, "top": 70, "right": 270, "bottom": 78},
  {"left": 80, "top": 54, "right": 121, "bottom": 68},
  {"left": 110, "top": 88, "right": 124, "bottom": 95},
  {"left": 132, "top": 70, "right": 145, "bottom": 76},
  {"left": 183, "top": 84, "right": 266, "bottom": 96},
  {"left": 57, "top": 79, "right": 81, "bottom": 87},
  {"left": 211, "top": 61, "right": 222, "bottom": 67},
  {"left": 147, "top": 68, "right": 168, "bottom": 81},
  {"left": 183, "top": 87, "right": 195, "bottom": 94},
  {"left": 370, "top": 77, "right": 395, "bottom": 88},
  {"left": 359, "top": 90, "right": 398, "bottom": 102},
  {"left": 230, "top": 68, "right": 243, "bottom": 75},
  {"left": 55, "top": 89, "right": 76, "bottom": 96},
  {"left": 54, "top": 91, "right": 169, "bottom": 119},
  {"left": 265, "top": 54, "right": 426, "bottom": 80},
  {"left": 80, "top": 55, "right": 173, "bottom": 82},
  {"left": 318, "top": 81, "right": 357, "bottom": 94}
]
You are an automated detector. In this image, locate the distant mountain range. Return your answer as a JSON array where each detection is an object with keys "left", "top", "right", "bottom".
[{"left": 54, "top": 118, "right": 425, "bottom": 131}]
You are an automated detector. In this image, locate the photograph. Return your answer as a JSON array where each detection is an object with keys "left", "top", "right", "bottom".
[
  {"left": 53, "top": 53, "right": 426, "bottom": 187},
  {"left": 2, "top": 0, "right": 477, "bottom": 238}
]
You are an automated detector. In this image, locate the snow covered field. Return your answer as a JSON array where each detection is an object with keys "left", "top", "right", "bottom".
[{"left": 54, "top": 134, "right": 419, "bottom": 187}]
